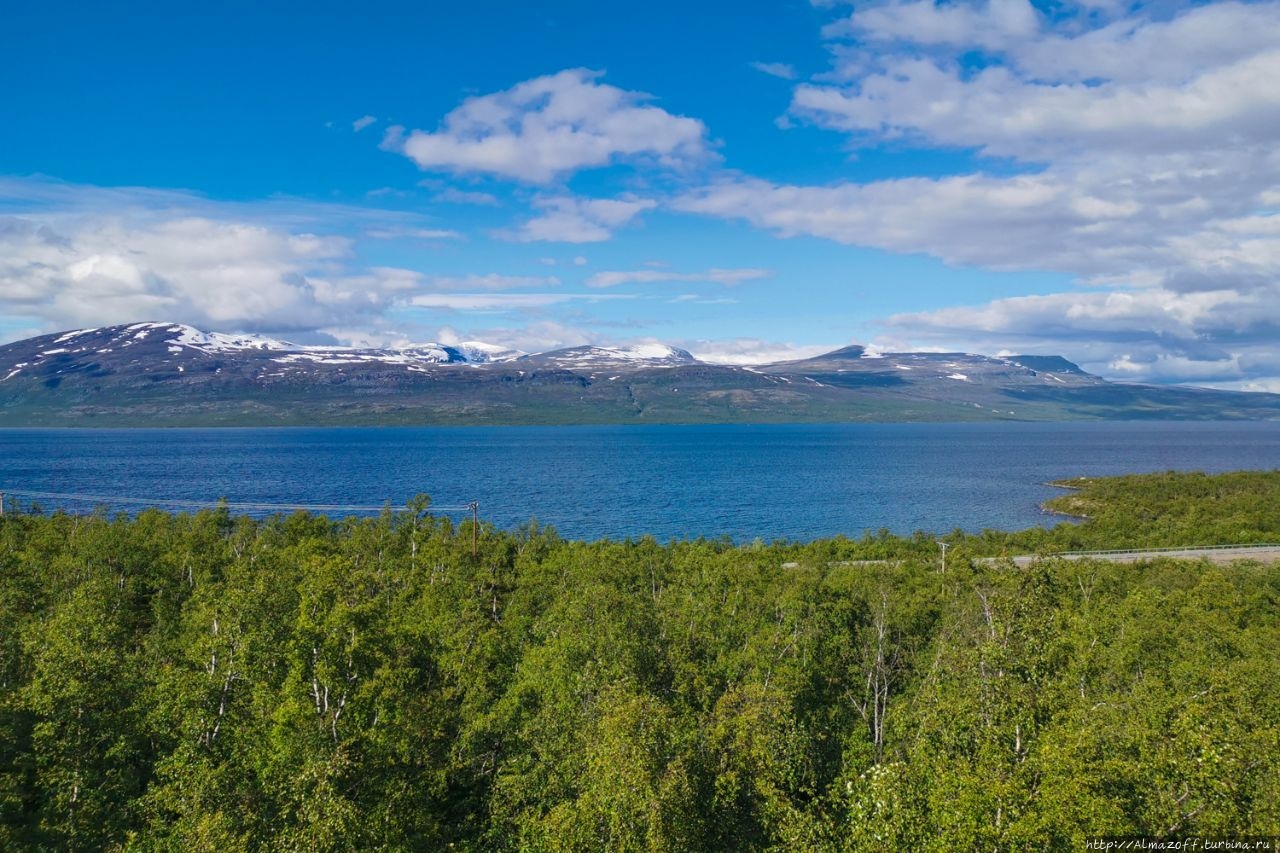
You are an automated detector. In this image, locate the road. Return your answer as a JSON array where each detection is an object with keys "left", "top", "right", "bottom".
[{"left": 993, "top": 544, "right": 1280, "bottom": 568}]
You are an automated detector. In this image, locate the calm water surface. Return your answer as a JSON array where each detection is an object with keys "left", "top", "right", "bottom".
[{"left": 2, "top": 422, "right": 1278, "bottom": 541}]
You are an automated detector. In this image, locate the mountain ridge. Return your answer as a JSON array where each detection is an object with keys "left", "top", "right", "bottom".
[{"left": 1, "top": 322, "right": 1277, "bottom": 426}]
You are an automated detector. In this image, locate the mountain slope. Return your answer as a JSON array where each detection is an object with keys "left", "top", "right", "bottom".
[{"left": 1, "top": 322, "right": 1278, "bottom": 425}]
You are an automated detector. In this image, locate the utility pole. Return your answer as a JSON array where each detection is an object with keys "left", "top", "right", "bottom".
[
  {"left": 469, "top": 501, "right": 478, "bottom": 557},
  {"left": 0, "top": 492, "right": 5, "bottom": 517},
  {"left": 937, "top": 540, "right": 949, "bottom": 574}
]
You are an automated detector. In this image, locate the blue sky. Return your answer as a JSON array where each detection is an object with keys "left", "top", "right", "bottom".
[{"left": 2, "top": 0, "right": 1279, "bottom": 388}]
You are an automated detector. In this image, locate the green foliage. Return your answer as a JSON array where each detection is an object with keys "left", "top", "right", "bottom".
[
  {"left": 1038, "top": 469, "right": 1280, "bottom": 550},
  {"left": 0, "top": 471, "right": 1277, "bottom": 849}
]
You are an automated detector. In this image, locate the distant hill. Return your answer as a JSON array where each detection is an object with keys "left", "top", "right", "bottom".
[{"left": 1, "top": 321, "right": 1278, "bottom": 425}]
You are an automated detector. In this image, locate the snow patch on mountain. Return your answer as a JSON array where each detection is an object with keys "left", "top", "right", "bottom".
[
  {"left": 54, "top": 328, "right": 99, "bottom": 344},
  {"left": 168, "top": 324, "right": 294, "bottom": 353},
  {"left": 16, "top": 322, "right": 527, "bottom": 369},
  {"left": 454, "top": 341, "right": 525, "bottom": 363},
  {"left": 530, "top": 344, "right": 697, "bottom": 368},
  {"left": 619, "top": 343, "right": 691, "bottom": 361}
]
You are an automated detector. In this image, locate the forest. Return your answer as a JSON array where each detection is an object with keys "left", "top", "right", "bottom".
[{"left": 1, "top": 470, "right": 1278, "bottom": 850}]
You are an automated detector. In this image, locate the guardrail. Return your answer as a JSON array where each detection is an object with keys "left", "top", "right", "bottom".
[
  {"left": 976, "top": 544, "right": 1280, "bottom": 566},
  {"left": 1054, "top": 543, "right": 1280, "bottom": 557}
]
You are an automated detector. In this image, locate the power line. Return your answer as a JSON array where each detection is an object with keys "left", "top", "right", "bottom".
[{"left": 1, "top": 489, "right": 477, "bottom": 514}]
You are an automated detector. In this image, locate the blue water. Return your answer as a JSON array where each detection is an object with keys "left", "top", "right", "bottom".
[{"left": 2, "top": 422, "right": 1279, "bottom": 541}]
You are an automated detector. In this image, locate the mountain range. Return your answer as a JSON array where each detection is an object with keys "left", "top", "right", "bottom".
[{"left": 1, "top": 322, "right": 1277, "bottom": 426}]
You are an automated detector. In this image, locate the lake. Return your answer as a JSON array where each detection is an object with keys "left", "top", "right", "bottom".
[{"left": 2, "top": 422, "right": 1279, "bottom": 541}]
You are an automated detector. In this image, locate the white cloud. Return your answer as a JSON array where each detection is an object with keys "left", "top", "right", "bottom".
[
  {"left": 668, "top": 294, "right": 738, "bottom": 305},
  {"left": 502, "top": 195, "right": 657, "bottom": 243},
  {"left": 666, "top": 0, "right": 1280, "bottom": 385},
  {"left": 428, "top": 320, "right": 610, "bottom": 355},
  {"left": 383, "top": 68, "right": 710, "bottom": 183},
  {"left": 684, "top": 338, "right": 838, "bottom": 365},
  {"left": 824, "top": 0, "right": 1039, "bottom": 52},
  {"left": 879, "top": 285, "right": 1280, "bottom": 385},
  {"left": 793, "top": 52, "right": 1280, "bottom": 164},
  {"left": 0, "top": 176, "right": 440, "bottom": 234},
  {"left": 424, "top": 325, "right": 801, "bottom": 363},
  {"left": 692, "top": 159, "right": 1273, "bottom": 283},
  {"left": 329, "top": 265, "right": 425, "bottom": 295},
  {"left": 1209, "top": 378, "right": 1280, "bottom": 394},
  {"left": 751, "top": 61, "right": 798, "bottom": 80},
  {"left": 674, "top": 168, "right": 1280, "bottom": 382},
  {"left": 421, "top": 273, "right": 559, "bottom": 291},
  {"left": 0, "top": 213, "right": 384, "bottom": 335},
  {"left": 586, "top": 267, "right": 769, "bottom": 288},
  {"left": 801, "top": 1, "right": 1280, "bottom": 163},
  {"left": 431, "top": 187, "right": 501, "bottom": 206},
  {"left": 352, "top": 115, "right": 377, "bottom": 132},
  {"left": 365, "top": 227, "right": 464, "bottom": 241},
  {"left": 408, "top": 292, "right": 632, "bottom": 311},
  {"left": 0, "top": 179, "right": 616, "bottom": 346},
  {"left": 889, "top": 290, "right": 1239, "bottom": 341}
]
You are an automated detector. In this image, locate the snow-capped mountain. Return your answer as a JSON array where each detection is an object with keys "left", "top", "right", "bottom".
[
  {"left": 2, "top": 321, "right": 1279, "bottom": 426},
  {"left": 4, "top": 322, "right": 525, "bottom": 380},
  {"left": 453, "top": 341, "right": 525, "bottom": 364},
  {"left": 516, "top": 343, "right": 697, "bottom": 370}
]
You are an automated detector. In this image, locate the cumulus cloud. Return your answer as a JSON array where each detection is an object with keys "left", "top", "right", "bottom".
[
  {"left": 383, "top": 68, "right": 710, "bottom": 183},
  {"left": 879, "top": 284, "right": 1280, "bottom": 387},
  {"left": 0, "top": 214, "right": 382, "bottom": 335},
  {"left": 0, "top": 179, "right": 605, "bottom": 344},
  {"left": 586, "top": 267, "right": 769, "bottom": 288},
  {"left": 675, "top": 156, "right": 1280, "bottom": 288},
  {"left": 800, "top": 1, "right": 1280, "bottom": 162},
  {"left": 674, "top": 159, "right": 1280, "bottom": 382},
  {"left": 823, "top": 0, "right": 1038, "bottom": 54},
  {"left": 501, "top": 195, "right": 657, "bottom": 243},
  {"left": 352, "top": 115, "right": 377, "bottom": 132},
  {"left": 666, "top": 0, "right": 1280, "bottom": 385}
]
